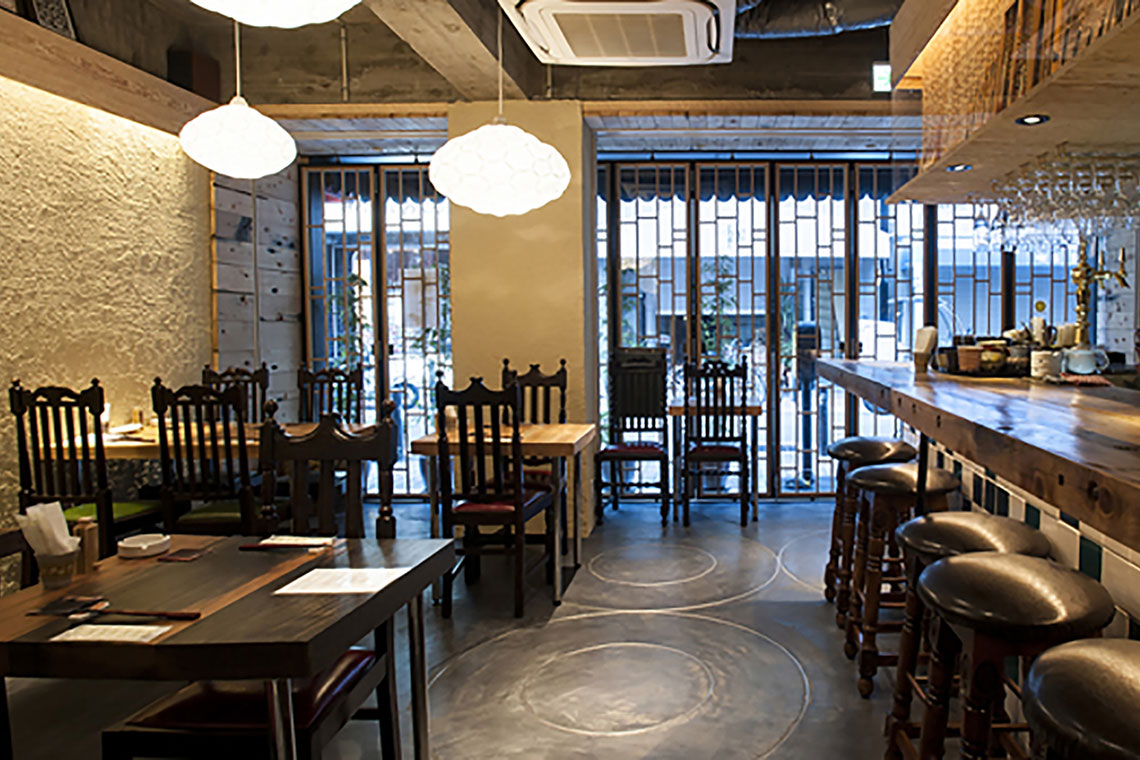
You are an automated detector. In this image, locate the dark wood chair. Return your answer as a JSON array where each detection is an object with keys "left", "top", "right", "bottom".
[
  {"left": 502, "top": 357, "right": 568, "bottom": 549},
  {"left": 151, "top": 379, "right": 259, "bottom": 536},
  {"left": 298, "top": 365, "right": 364, "bottom": 424},
  {"left": 9, "top": 379, "right": 159, "bottom": 558},
  {"left": 202, "top": 363, "right": 270, "bottom": 423},
  {"left": 436, "top": 374, "right": 557, "bottom": 618},
  {"left": 594, "top": 348, "right": 670, "bottom": 526},
  {"left": 102, "top": 404, "right": 404, "bottom": 760},
  {"left": 258, "top": 400, "right": 399, "bottom": 539},
  {"left": 680, "top": 358, "right": 750, "bottom": 527}
]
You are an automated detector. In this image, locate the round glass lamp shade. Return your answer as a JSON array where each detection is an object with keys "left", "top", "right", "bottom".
[
  {"left": 428, "top": 123, "right": 572, "bottom": 217},
  {"left": 179, "top": 96, "right": 297, "bottom": 180},
  {"left": 188, "top": 0, "right": 360, "bottom": 27}
]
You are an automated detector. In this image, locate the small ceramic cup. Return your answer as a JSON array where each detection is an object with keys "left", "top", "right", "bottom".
[
  {"left": 1031, "top": 349, "right": 1063, "bottom": 378},
  {"left": 957, "top": 345, "right": 983, "bottom": 372}
]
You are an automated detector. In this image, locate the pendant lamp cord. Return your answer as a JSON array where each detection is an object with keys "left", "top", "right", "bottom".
[
  {"left": 234, "top": 20, "right": 242, "bottom": 99},
  {"left": 497, "top": 9, "right": 504, "bottom": 117}
]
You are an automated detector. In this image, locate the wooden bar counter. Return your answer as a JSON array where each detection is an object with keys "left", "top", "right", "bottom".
[{"left": 818, "top": 359, "right": 1140, "bottom": 552}]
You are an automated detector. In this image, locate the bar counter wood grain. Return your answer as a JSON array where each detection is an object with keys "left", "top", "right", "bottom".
[{"left": 819, "top": 359, "right": 1140, "bottom": 552}]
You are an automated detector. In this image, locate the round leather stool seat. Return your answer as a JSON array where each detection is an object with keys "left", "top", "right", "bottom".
[
  {"left": 848, "top": 462, "right": 960, "bottom": 497},
  {"left": 827, "top": 436, "right": 916, "bottom": 467},
  {"left": 897, "top": 511, "right": 1052, "bottom": 564},
  {"left": 1024, "top": 639, "right": 1140, "bottom": 760},
  {"left": 918, "top": 552, "right": 1115, "bottom": 644}
]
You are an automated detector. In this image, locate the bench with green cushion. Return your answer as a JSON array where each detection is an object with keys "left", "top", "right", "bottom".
[
  {"left": 175, "top": 498, "right": 291, "bottom": 530},
  {"left": 64, "top": 501, "right": 160, "bottom": 523}
]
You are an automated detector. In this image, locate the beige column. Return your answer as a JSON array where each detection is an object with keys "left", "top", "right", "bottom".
[{"left": 448, "top": 99, "right": 600, "bottom": 536}]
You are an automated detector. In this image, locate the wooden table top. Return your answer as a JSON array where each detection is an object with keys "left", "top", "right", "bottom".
[
  {"left": 667, "top": 400, "right": 764, "bottom": 416},
  {"left": 0, "top": 535, "right": 452, "bottom": 681},
  {"left": 410, "top": 422, "right": 597, "bottom": 458},
  {"left": 99, "top": 422, "right": 373, "bottom": 460},
  {"left": 819, "top": 358, "right": 1140, "bottom": 551}
]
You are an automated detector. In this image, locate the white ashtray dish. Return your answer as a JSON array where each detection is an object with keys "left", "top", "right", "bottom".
[{"left": 117, "top": 534, "right": 171, "bottom": 559}]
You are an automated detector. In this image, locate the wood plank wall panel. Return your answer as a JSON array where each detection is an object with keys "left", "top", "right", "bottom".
[{"left": 210, "top": 164, "right": 303, "bottom": 420}]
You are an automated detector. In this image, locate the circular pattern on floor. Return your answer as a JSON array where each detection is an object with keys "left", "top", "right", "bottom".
[
  {"left": 778, "top": 529, "right": 830, "bottom": 591},
  {"left": 428, "top": 611, "right": 809, "bottom": 759},
  {"left": 588, "top": 544, "right": 718, "bottom": 587},
  {"left": 570, "top": 536, "right": 779, "bottom": 611},
  {"left": 520, "top": 642, "right": 714, "bottom": 735}
]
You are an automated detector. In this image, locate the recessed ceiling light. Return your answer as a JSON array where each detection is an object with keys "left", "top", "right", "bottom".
[
  {"left": 1015, "top": 114, "right": 1050, "bottom": 126},
  {"left": 946, "top": 164, "right": 973, "bottom": 173}
]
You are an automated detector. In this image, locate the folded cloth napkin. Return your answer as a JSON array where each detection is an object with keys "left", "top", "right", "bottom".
[
  {"left": 16, "top": 502, "right": 80, "bottom": 556},
  {"left": 915, "top": 326, "right": 938, "bottom": 356}
]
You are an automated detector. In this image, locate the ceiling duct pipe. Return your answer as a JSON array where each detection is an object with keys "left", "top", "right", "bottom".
[{"left": 734, "top": 0, "right": 901, "bottom": 38}]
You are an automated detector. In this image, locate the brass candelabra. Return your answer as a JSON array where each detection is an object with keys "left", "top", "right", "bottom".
[{"left": 1072, "top": 237, "right": 1128, "bottom": 349}]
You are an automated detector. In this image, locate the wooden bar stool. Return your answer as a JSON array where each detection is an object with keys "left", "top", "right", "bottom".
[
  {"left": 886, "top": 512, "right": 1052, "bottom": 759},
  {"left": 843, "top": 462, "right": 960, "bottom": 697},
  {"left": 825, "top": 437, "right": 917, "bottom": 623},
  {"left": 1024, "top": 639, "right": 1140, "bottom": 760},
  {"left": 916, "top": 553, "right": 1115, "bottom": 760}
]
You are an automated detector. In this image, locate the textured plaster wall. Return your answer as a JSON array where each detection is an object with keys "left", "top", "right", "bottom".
[{"left": 0, "top": 75, "right": 212, "bottom": 590}]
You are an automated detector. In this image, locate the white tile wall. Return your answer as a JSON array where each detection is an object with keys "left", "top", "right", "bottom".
[{"left": 1039, "top": 513, "right": 1080, "bottom": 568}]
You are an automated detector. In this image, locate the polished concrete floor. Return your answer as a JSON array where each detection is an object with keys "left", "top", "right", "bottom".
[{"left": 8, "top": 499, "right": 898, "bottom": 758}]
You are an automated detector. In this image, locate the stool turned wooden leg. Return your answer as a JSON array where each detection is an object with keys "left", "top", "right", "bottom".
[
  {"left": 919, "top": 618, "right": 961, "bottom": 760},
  {"left": 844, "top": 493, "right": 871, "bottom": 657},
  {"left": 858, "top": 492, "right": 893, "bottom": 698},
  {"left": 961, "top": 648, "right": 1003, "bottom": 760},
  {"left": 885, "top": 554, "right": 927, "bottom": 759},
  {"left": 824, "top": 463, "right": 847, "bottom": 603},
  {"left": 836, "top": 480, "right": 859, "bottom": 628}
]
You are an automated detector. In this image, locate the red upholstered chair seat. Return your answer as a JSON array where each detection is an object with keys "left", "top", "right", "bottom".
[
  {"left": 600, "top": 442, "right": 666, "bottom": 457},
  {"left": 689, "top": 444, "right": 743, "bottom": 458},
  {"left": 454, "top": 491, "right": 547, "bottom": 514},
  {"left": 127, "top": 650, "right": 376, "bottom": 732}
]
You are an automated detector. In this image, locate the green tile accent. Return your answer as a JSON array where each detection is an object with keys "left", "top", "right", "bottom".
[
  {"left": 1129, "top": 617, "right": 1140, "bottom": 641},
  {"left": 985, "top": 467, "right": 996, "bottom": 479},
  {"left": 936, "top": 451, "right": 944, "bottom": 469},
  {"left": 996, "top": 488, "right": 1010, "bottom": 517},
  {"left": 1060, "top": 511, "right": 1080, "bottom": 529},
  {"left": 953, "top": 461, "right": 963, "bottom": 477},
  {"left": 1079, "top": 537, "right": 1103, "bottom": 581},
  {"left": 984, "top": 481, "right": 996, "bottom": 514},
  {"left": 973, "top": 474, "right": 983, "bottom": 504},
  {"left": 1026, "top": 504, "right": 1041, "bottom": 529}
]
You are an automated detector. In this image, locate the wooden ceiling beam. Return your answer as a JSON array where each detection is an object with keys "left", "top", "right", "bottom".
[
  {"left": 0, "top": 11, "right": 212, "bottom": 135},
  {"left": 360, "top": 0, "right": 544, "bottom": 100}
]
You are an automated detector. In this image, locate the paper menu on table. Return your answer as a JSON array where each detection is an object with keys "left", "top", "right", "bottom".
[
  {"left": 50, "top": 624, "right": 172, "bottom": 643},
  {"left": 259, "top": 536, "right": 337, "bottom": 547},
  {"left": 273, "top": 568, "right": 408, "bottom": 595}
]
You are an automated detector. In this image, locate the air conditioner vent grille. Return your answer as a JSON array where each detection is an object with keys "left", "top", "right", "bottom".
[{"left": 554, "top": 13, "right": 687, "bottom": 59}]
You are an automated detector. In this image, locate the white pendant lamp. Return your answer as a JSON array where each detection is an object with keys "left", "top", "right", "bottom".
[
  {"left": 179, "top": 22, "right": 297, "bottom": 180},
  {"left": 188, "top": 0, "right": 360, "bottom": 28},
  {"left": 428, "top": 11, "right": 570, "bottom": 217}
]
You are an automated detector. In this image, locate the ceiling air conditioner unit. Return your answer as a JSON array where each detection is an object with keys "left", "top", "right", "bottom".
[{"left": 499, "top": 0, "right": 736, "bottom": 66}]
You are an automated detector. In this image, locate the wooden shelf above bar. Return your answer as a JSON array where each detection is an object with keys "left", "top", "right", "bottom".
[
  {"left": 0, "top": 10, "right": 213, "bottom": 135},
  {"left": 819, "top": 359, "right": 1140, "bottom": 552},
  {"left": 889, "top": 6, "right": 1140, "bottom": 203}
]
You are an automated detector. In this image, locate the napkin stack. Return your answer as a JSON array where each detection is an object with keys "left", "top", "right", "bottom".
[
  {"left": 915, "top": 326, "right": 938, "bottom": 356},
  {"left": 16, "top": 502, "right": 81, "bottom": 557}
]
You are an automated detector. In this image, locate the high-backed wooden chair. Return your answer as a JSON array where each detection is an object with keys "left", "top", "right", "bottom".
[
  {"left": 436, "top": 375, "right": 557, "bottom": 618},
  {"left": 298, "top": 365, "right": 364, "bottom": 424},
  {"left": 502, "top": 358, "right": 568, "bottom": 548},
  {"left": 680, "top": 358, "right": 750, "bottom": 527},
  {"left": 103, "top": 403, "right": 403, "bottom": 760},
  {"left": 151, "top": 379, "right": 258, "bottom": 536},
  {"left": 9, "top": 379, "right": 159, "bottom": 558},
  {"left": 258, "top": 400, "right": 399, "bottom": 538},
  {"left": 202, "top": 363, "right": 270, "bottom": 423},
  {"left": 594, "top": 348, "right": 670, "bottom": 525}
]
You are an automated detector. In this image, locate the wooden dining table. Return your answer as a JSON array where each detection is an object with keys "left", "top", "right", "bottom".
[
  {"left": 410, "top": 423, "right": 597, "bottom": 603},
  {"left": 98, "top": 422, "right": 374, "bottom": 460},
  {"left": 0, "top": 534, "right": 452, "bottom": 760}
]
